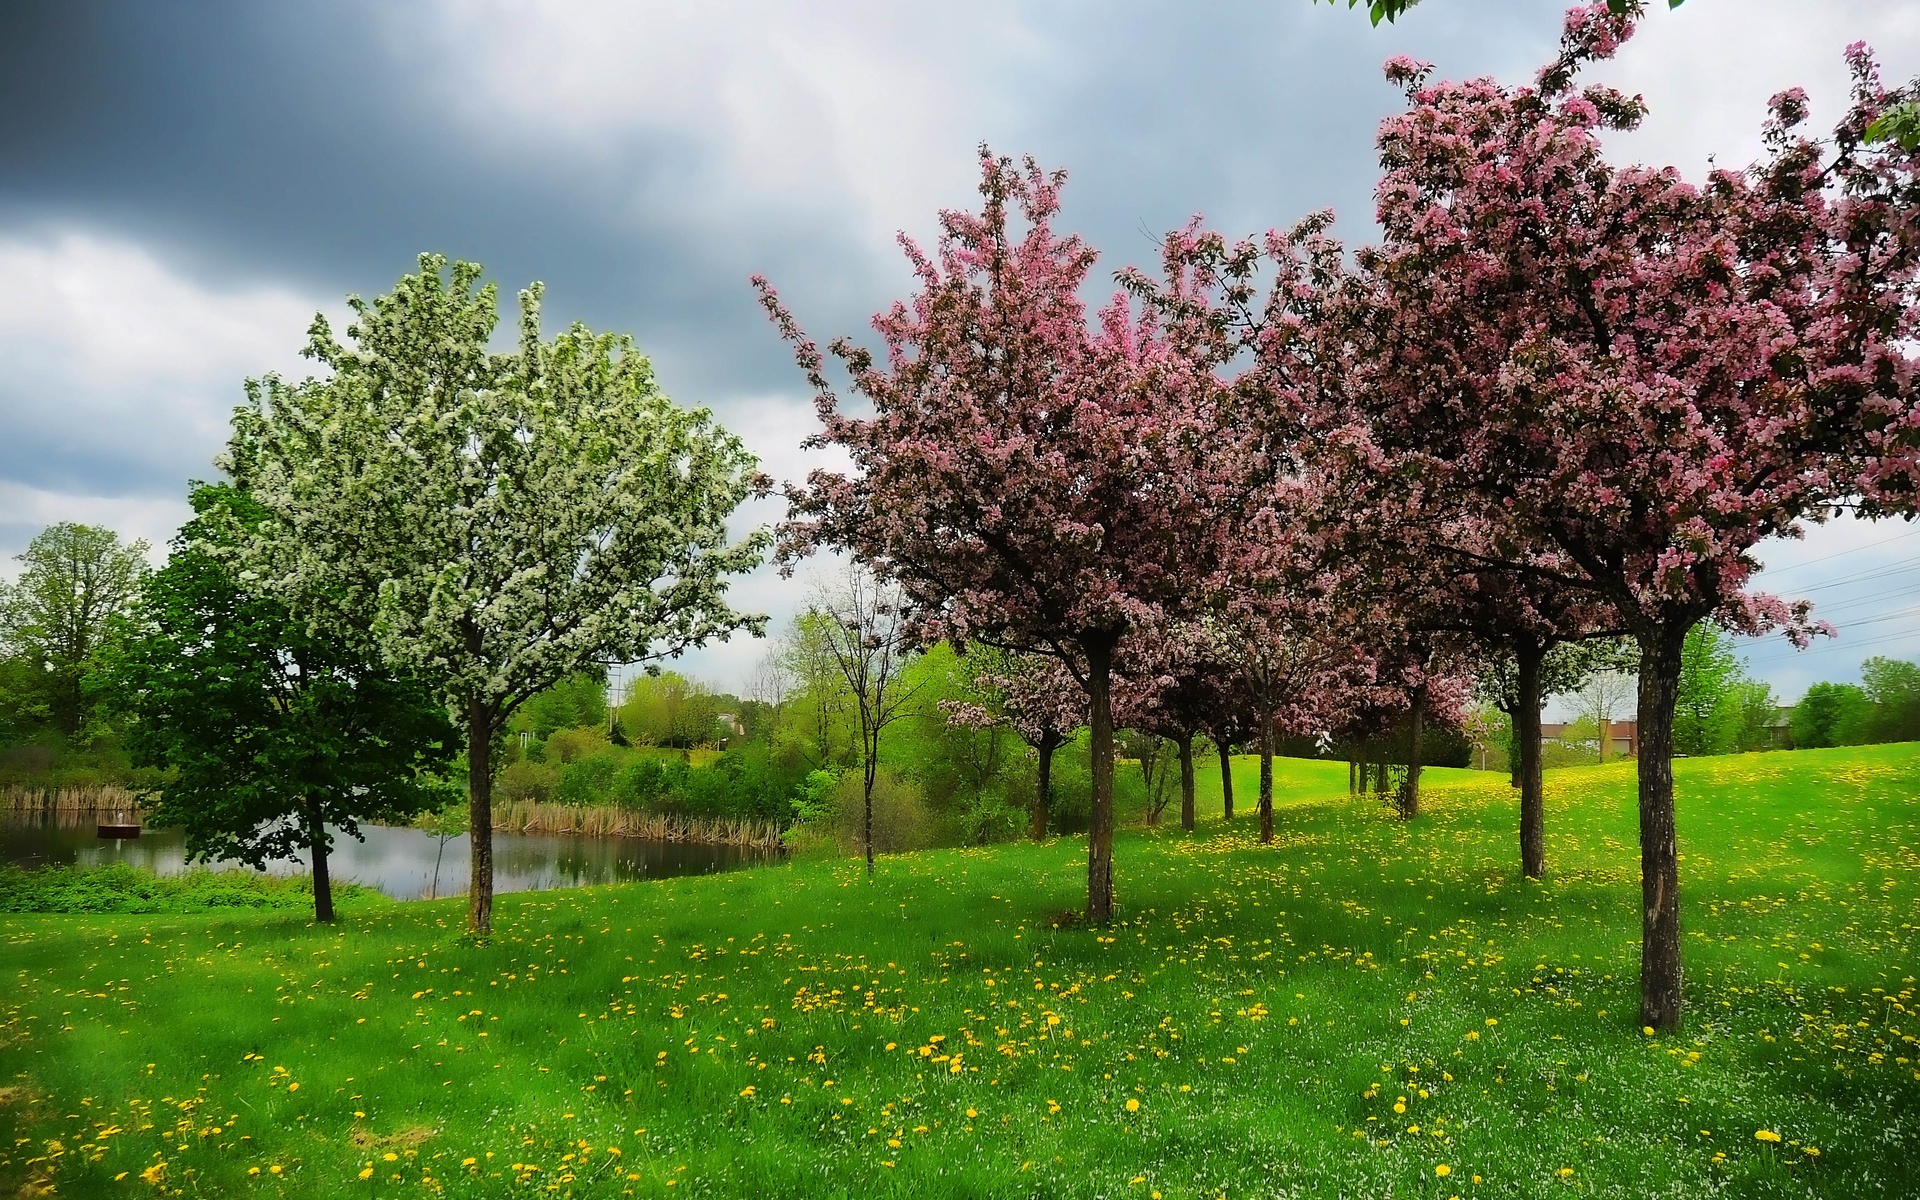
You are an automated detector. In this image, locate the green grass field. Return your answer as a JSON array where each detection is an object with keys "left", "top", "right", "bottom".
[{"left": 3, "top": 745, "right": 1917, "bottom": 1198}]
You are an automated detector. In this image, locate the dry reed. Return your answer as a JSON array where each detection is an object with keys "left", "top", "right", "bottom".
[
  {"left": 3, "top": 784, "right": 144, "bottom": 815},
  {"left": 489, "top": 801, "right": 784, "bottom": 851}
]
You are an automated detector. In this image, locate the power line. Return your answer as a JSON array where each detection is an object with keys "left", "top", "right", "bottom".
[
  {"left": 1789, "top": 555, "right": 1920, "bottom": 594},
  {"left": 1756, "top": 527, "right": 1920, "bottom": 578}
]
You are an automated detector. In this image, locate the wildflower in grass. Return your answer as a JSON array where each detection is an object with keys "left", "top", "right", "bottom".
[
  {"left": 1558, "top": 1168, "right": 1574, "bottom": 1178},
  {"left": 1755, "top": 1130, "right": 1782, "bottom": 1143},
  {"left": 1436, "top": 1165, "right": 1451, "bottom": 1177},
  {"left": 1126, "top": 1098, "right": 1141, "bottom": 1113},
  {"left": 359, "top": 1167, "right": 374, "bottom": 1180}
]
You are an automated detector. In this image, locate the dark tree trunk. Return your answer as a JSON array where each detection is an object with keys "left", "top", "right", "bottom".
[
  {"left": 1258, "top": 712, "right": 1275, "bottom": 844},
  {"left": 1218, "top": 742, "right": 1234, "bottom": 821},
  {"left": 1515, "top": 640, "right": 1548, "bottom": 880},
  {"left": 1349, "top": 752, "right": 1358, "bottom": 795},
  {"left": 1032, "top": 730, "right": 1058, "bottom": 842},
  {"left": 863, "top": 753, "right": 877, "bottom": 878},
  {"left": 1398, "top": 688, "right": 1426, "bottom": 820},
  {"left": 467, "top": 698, "right": 495, "bottom": 936},
  {"left": 1086, "top": 637, "right": 1117, "bottom": 923},
  {"left": 306, "top": 798, "right": 334, "bottom": 923},
  {"left": 1636, "top": 624, "right": 1687, "bottom": 1030},
  {"left": 1177, "top": 734, "right": 1196, "bottom": 832}
]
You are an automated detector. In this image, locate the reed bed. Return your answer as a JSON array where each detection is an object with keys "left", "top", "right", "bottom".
[
  {"left": 3, "top": 784, "right": 144, "bottom": 815},
  {"left": 489, "top": 801, "right": 784, "bottom": 850}
]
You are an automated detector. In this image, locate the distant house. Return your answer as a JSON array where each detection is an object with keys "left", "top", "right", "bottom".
[
  {"left": 1539, "top": 718, "right": 1638, "bottom": 759},
  {"left": 714, "top": 712, "right": 746, "bottom": 740}
]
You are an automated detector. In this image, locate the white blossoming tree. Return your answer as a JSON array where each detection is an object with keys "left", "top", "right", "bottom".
[{"left": 224, "top": 255, "right": 770, "bottom": 934}]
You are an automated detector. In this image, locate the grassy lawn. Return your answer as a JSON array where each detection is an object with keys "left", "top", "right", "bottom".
[{"left": 3, "top": 745, "right": 1917, "bottom": 1198}]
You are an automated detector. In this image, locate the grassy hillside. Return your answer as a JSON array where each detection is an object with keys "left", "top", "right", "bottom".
[{"left": 3, "top": 746, "right": 1916, "bottom": 1198}]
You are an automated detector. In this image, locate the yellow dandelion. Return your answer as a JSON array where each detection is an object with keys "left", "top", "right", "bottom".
[
  {"left": 1755, "top": 1130, "right": 1782, "bottom": 1143},
  {"left": 1126, "top": 1098, "right": 1140, "bottom": 1113},
  {"left": 358, "top": 1167, "right": 374, "bottom": 1180},
  {"left": 1436, "top": 1164, "right": 1451, "bottom": 1177}
]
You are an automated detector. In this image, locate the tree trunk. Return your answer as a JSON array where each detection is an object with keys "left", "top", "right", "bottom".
[
  {"left": 1398, "top": 688, "right": 1426, "bottom": 820},
  {"left": 1373, "top": 756, "right": 1389, "bottom": 796},
  {"left": 306, "top": 798, "right": 334, "bottom": 923},
  {"left": 1258, "top": 712, "right": 1275, "bottom": 844},
  {"left": 1177, "top": 735, "right": 1196, "bottom": 832},
  {"left": 1515, "top": 641, "right": 1547, "bottom": 880},
  {"left": 1636, "top": 624, "right": 1688, "bottom": 1031},
  {"left": 1032, "top": 731, "right": 1058, "bottom": 842},
  {"left": 1086, "top": 637, "right": 1116, "bottom": 924},
  {"left": 1349, "top": 752, "right": 1357, "bottom": 795},
  {"left": 863, "top": 752, "right": 878, "bottom": 878},
  {"left": 1218, "top": 742, "right": 1234, "bottom": 821},
  {"left": 467, "top": 698, "right": 495, "bottom": 936}
]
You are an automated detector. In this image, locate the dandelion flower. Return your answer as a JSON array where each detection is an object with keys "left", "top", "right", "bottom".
[
  {"left": 1436, "top": 1165, "right": 1451, "bottom": 1177},
  {"left": 1126, "top": 1099, "right": 1140, "bottom": 1113},
  {"left": 1755, "top": 1130, "right": 1782, "bottom": 1143}
]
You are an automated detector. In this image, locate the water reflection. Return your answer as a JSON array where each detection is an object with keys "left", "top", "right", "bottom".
[{"left": 1, "top": 812, "right": 776, "bottom": 900}]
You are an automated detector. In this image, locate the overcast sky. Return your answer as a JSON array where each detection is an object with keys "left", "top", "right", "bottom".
[{"left": 2, "top": 0, "right": 1916, "bottom": 715}]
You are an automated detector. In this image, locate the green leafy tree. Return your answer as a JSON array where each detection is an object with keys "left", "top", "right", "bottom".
[
  {"left": 1673, "top": 623, "right": 1747, "bottom": 756},
  {"left": 224, "top": 255, "right": 768, "bottom": 934},
  {"left": 618, "top": 671, "right": 723, "bottom": 748},
  {"left": 109, "top": 485, "right": 457, "bottom": 922},
  {"left": 514, "top": 673, "right": 609, "bottom": 740},
  {"left": 1726, "top": 679, "right": 1781, "bottom": 753},
  {"left": 0, "top": 522, "right": 150, "bottom": 735},
  {"left": 1791, "top": 682, "right": 1873, "bottom": 749},
  {"left": 1860, "top": 657, "right": 1920, "bottom": 744}
]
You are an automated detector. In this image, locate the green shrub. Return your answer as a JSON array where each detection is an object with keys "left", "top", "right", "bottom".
[
  {"left": 832, "top": 769, "right": 933, "bottom": 856},
  {"left": 498, "top": 759, "right": 559, "bottom": 804},
  {"left": 0, "top": 864, "right": 386, "bottom": 915}
]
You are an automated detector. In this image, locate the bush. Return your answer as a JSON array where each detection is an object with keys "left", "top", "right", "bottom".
[
  {"left": 498, "top": 759, "right": 559, "bottom": 804},
  {"left": 557, "top": 753, "right": 620, "bottom": 806},
  {"left": 959, "top": 788, "right": 1026, "bottom": 845},
  {"left": 832, "top": 769, "right": 933, "bottom": 857},
  {"left": 0, "top": 864, "right": 385, "bottom": 914}
]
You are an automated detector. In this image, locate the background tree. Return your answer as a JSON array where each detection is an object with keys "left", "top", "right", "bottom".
[
  {"left": 1791, "top": 682, "right": 1873, "bottom": 749},
  {"left": 1575, "top": 668, "right": 1636, "bottom": 762},
  {"left": 225, "top": 255, "right": 768, "bottom": 935},
  {"left": 1860, "top": 656, "right": 1920, "bottom": 744},
  {"left": 809, "top": 565, "right": 924, "bottom": 876},
  {"left": 943, "top": 646, "right": 1085, "bottom": 840},
  {"left": 759, "top": 152, "right": 1228, "bottom": 922},
  {"left": 109, "top": 485, "right": 456, "bottom": 922},
  {"left": 0, "top": 522, "right": 149, "bottom": 736},
  {"left": 1673, "top": 623, "right": 1746, "bottom": 756}
]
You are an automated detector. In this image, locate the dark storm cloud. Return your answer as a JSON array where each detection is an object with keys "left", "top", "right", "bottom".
[
  {"left": 0, "top": 0, "right": 1556, "bottom": 414},
  {"left": 0, "top": 0, "right": 875, "bottom": 407}
]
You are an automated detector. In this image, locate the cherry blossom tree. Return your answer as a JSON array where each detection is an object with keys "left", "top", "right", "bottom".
[
  {"left": 1353, "top": 4, "right": 1919, "bottom": 1027},
  {"left": 944, "top": 646, "right": 1085, "bottom": 840},
  {"left": 757, "top": 152, "right": 1230, "bottom": 922},
  {"left": 1114, "top": 623, "right": 1226, "bottom": 833},
  {"left": 225, "top": 255, "right": 769, "bottom": 935}
]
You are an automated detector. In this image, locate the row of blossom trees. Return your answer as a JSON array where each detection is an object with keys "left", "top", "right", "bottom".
[{"left": 756, "top": 2, "right": 1919, "bottom": 1028}]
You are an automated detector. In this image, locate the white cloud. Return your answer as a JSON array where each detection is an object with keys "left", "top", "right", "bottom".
[
  {"left": 1593, "top": 0, "right": 1920, "bottom": 174},
  {"left": 0, "top": 229, "right": 333, "bottom": 568},
  {"left": 381, "top": 0, "right": 1042, "bottom": 250}
]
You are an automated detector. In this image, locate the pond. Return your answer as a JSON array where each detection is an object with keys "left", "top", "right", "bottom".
[{"left": 0, "top": 812, "right": 778, "bottom": 901}]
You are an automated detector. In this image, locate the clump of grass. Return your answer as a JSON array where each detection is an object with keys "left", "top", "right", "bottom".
[{"left": 0, "top": 863, "right": 387, "bottom": 914}]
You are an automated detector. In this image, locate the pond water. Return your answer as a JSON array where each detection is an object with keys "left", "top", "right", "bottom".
[{"left": 0, "top": 812, "right": 777, "bottom": 901}]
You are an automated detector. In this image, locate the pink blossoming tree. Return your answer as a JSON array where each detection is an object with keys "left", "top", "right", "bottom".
[
  {"left": 756, "top": 152, "right": 1231, "bottom": 922},
  {"left": 1354, "top": 2, "right": 1920, "bottom": 1027}
]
